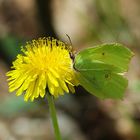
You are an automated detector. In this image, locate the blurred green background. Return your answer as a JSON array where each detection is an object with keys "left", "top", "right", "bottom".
[{"left": 0, "top": 0, "right": 140, "bottom": 140}]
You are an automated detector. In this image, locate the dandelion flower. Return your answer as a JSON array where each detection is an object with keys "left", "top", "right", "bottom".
[{"left": 6, "top": 37, "right": 79, "bottom": 101}]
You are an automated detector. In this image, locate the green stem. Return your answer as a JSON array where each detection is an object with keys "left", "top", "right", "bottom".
[{"left": 46, "top": 93, "right": 62, "bottom": 140}]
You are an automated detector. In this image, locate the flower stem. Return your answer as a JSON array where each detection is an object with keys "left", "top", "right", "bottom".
[{"left": 46, "top": 93, "right": 62, "bottom": 140}]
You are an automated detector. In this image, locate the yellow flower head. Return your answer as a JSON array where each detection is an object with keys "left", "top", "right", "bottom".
[{"left": 6, "top": 37, "right": 78, "bottom": 101}]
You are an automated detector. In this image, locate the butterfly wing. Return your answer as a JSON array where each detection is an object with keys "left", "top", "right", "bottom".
[
  {"left": 75, "top": 43, "right": 134, "bottom": 73},
  {"left": 76, "top": 70, "right": 128, "bottom": 99},
  {"left": 74, "top": 43, "right": 133, "bottom": 99}
]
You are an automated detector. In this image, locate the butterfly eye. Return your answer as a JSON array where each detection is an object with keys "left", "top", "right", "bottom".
[{"left": 70, "top": 52, "right": 74, "bottom": 59}]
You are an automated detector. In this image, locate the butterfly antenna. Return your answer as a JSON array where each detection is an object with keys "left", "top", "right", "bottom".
[
  {"left": 66, "top": 34, "right": 73, "bottom": 47},
  {"left": 65, "top": 34, "right": 75, "bottom": 60}
]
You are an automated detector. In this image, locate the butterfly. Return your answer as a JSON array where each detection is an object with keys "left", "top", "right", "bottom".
[{"left": 74, "top": 43, "right": 134, "bottom": 99}]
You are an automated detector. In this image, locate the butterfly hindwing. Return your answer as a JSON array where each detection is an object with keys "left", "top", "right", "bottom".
[{"left": 76, "top": 70, "right": 128, "bottom": 99}]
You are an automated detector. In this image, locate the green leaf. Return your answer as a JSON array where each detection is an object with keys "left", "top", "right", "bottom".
[
  {"left": 76, "top": 70, "right": 128, "bottom": 99},
  {"left": 75, "top": 43, "right": 134, "bottom": 73}
]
